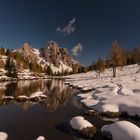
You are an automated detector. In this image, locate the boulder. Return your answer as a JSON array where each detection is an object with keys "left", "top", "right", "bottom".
[
  {"left": 29, "top": 92, "right": 43, "bottom": 102},
  {"left": 70, "top": 116, "right": 96, "bottom": 138},
  {"left": 16, "top": 95, "right": 28, "bottom": 102},
  {"left": 0, "top": 132, "right": 8, "bottom": 140},
  {"left": 36, "top": 136, "right": 46, "bottom": 140},
  {"left": 3, "top": 96, "right": 15, "bottom": 101},
  {"left": 101, "top": 121, "right": 140, "bottom": 140}
]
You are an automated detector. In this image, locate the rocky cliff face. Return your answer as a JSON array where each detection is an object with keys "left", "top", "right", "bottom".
[
  {"left": 15, "top": 40, "right": 81, "bottom": 73},
  {"left": 40, "top": 41, "right": 76, "bottom": 67},
  {"left": 17, "top": 43, "right": 38, "bottom": 62}
]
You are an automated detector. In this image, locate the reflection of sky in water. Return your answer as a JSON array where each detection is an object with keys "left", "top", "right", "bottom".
[{"left": 0, "top": 79, "right": 72, "bottom": 111}]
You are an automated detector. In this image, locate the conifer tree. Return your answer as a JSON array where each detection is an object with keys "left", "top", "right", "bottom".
[
  {"left": 46, "top": 65, "right": 53, "bottom": 76},
  {"left": 11, "top": 60, "right": 17, "bottom": 78},
  {"left": 5, "top": 49, "right": 11, "bottom": 56},
  {"left": 0, "top": 47, "right": 5, "bottom": 55},
  {"left": 4, "top": 57, "right": 17, "bottom": 78},
  {"left": 4, "top": 57, "right": 11, "bottom": 71},
  {"left": 28, "top": 63, "right": 32, "bottom": 71}
]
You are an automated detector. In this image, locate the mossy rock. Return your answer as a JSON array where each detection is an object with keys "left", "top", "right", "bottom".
[
  {"left": 77, "top": 126, "right": 97, "bottom": 138},
  {"left": 84, "top": 109, "right": 99, "bottom": 116},
  {"left": 101, "top": 111, "right": 122, "bottom": 118}
]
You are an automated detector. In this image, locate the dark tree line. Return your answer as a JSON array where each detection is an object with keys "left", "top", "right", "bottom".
[
  {"left": 125, "top": 48, "right": 140, "bottom": 65},
  {"left": 88, "top": 40, "right": 140, "bottom": 77}
]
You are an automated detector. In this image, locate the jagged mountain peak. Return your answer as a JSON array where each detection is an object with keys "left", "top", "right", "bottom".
[
  {"left": 14, "top": 40, "right": 82, "bottom": 73},
  {"left": 40, "top": 41, "right": 75, "bottom": 67},
  {"left": 42, "top": 40, "right": 68, "bottom": 54},
  {"left": 48, "top": 40, "right": 58, "bottom": 47},
  {"left": 21, "top": 42, "right": 32, "bottom": 50},
  {"left": 45, "top": 40, "right": 60, "bottom": 55},
  {"left": 16, "top": 42, "right": 38, "bottom": 62}
]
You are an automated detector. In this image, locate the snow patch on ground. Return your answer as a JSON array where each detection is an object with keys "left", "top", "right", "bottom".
[{"left": 66, "top": 64, "right": 140, "bottom": 116}]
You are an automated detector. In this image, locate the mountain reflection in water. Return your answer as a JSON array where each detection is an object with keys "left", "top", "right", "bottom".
[{"left": 0, "top": 79, "right": 72, "bottom": 111}]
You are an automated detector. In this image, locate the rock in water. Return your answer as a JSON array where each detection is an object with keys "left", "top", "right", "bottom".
[
  {"left": 102, "top": 121, "right": 140, "bottom": 140},
  {"left": 36, "top": 136, "right": 46, "bottom": 140},
  {"left": 0, "top": 132, "right": 8, "bottom": 140},
  {"left": 3, "top": 96, "right": 15, "bottom": 101},
  {"left": 29, "top": 92, "right": 43, "bottom": 102},
  {"left": 70, "top": 116, "right": 96, "bottom": 138},
  {"left": 39, "top": 94, "right": 47, "bottom": 100},
  {"left": 16, "top": 95, "right": 28, "bottom": 102}
]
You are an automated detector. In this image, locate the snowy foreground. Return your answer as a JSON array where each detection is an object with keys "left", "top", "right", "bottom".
[
  {"left": 66, "top": 64, "right": 140, "bottom": 139},
  {"left": 102, "top": 121, "right": 140, "bottom": 140},
  {"left": 66, "top": 64, "right": 140, "bottom": 117}
]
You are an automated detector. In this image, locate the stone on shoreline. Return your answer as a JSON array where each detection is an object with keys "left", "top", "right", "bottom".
[
  {"left": 70, "top": 116, "right": 96, "bottom": 138},
  {"left": 0, "top": 132, "right": 8, "bottom": 140},
  {"left": 2, "top": 96, "right": 15, "bottom": 101},
  {"left": 36, "top": 136, "right": 46, "bottom": 140},
  {"left": 101, "top": 121, "right": 140, "bottom": 140},
  {"left": 16, "top": 95, "right": 28, "bottom": 102}
]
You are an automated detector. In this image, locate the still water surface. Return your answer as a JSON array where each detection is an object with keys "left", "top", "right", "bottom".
[{"left": 1, "top": 79, "right": 138, "bottom": 140}]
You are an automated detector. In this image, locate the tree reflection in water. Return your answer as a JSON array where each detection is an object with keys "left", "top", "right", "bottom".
[{"left": 0, "top": 79, "right": 72, "bottom": 111}]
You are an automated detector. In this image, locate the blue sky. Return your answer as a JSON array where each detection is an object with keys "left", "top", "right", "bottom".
[{"left": 0, "top": 0, "right": 140, "bottom": 65}]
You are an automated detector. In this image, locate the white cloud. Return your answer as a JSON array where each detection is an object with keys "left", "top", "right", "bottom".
[
  {"left": 56, "top": 18, "right": 76, "bottom": 35},
  {"left": 71, "top": 43, "right": 83, "bottom": 56}
]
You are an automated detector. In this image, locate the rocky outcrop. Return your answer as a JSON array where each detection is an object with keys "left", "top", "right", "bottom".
[
  {"left": 40, "top": 41, "right": 61, "bottom": 67},
  {"left": 17, "top": 43, "right": 38, "bottom": 62},
  {"left": 70, "top": 116, "right": 97, "bottom": 138},
  {"left": 101, "top": 121, "right": 140, "bottom": 140},
  {"left": 13, "top": 40, "right": 82, "bottom": 73},
  {"left": 40, "top": 41, "right": 78, "bottom": 68}
]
